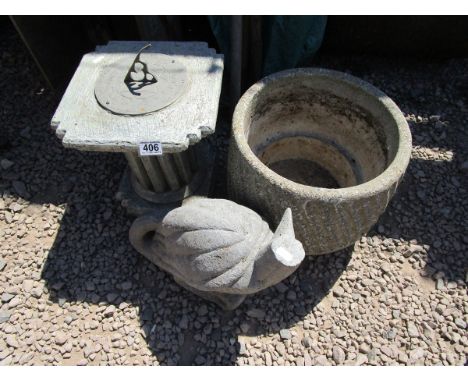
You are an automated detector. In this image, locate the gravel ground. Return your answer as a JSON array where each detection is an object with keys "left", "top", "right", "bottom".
[{"left": 0, "top": 20, "right": 467, "bottom": 366}]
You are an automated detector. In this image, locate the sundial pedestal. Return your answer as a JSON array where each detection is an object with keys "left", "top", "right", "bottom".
[
  {"left": 117, "top": 140, "right": 214, "bottom": 216},
  {"left": 51, "top": 41, "right": 224, "bottom": 215}
]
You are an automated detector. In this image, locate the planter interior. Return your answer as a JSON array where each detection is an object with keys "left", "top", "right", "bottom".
[{"left": 248, "top": 77, "right": 400, "bottom": 189}]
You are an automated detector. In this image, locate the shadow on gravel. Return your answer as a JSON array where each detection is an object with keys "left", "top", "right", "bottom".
[
  {"left": 1, "top": 25, "right": 349, "bottom": 363},
  {"left": 33, "top": 77, "right": 351, "bottom": 364},
  {"left": 373, "top": 156, "right": 467, "bottom": 283},
  {"left": 39, "top": 192, "right": 352, "bottom": 365}
]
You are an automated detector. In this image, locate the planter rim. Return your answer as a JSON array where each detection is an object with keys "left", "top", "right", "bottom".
[{"left": 232, "top": 68, "right": 412, "bottom": 201}]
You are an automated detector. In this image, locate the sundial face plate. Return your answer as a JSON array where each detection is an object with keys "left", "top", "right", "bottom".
[
  {"left": 51, "top": 41, "right": 224, "bottom": 153},
  {"left": 94, "top": 52, "right": 189, "bottom": 116}
]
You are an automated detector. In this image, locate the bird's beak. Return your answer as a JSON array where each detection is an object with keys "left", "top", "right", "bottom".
[{"left": 273, "top": 208, "right": 295, "bottom": 239}]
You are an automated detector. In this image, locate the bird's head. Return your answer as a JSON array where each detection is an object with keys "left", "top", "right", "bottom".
[{"left": 270, "top": 208, "right": 305, "bottom": 267}]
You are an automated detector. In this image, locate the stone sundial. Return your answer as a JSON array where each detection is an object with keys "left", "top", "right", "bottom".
[{"left": 51, "top": 41, "right": 224, "bottom": 214}]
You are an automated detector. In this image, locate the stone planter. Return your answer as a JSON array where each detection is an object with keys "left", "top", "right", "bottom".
[{"left": 228, "top": 68, "right": 412, "bottom": 255}]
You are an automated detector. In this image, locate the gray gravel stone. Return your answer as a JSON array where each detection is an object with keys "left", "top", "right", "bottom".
[
  {"left": 275, "top": 282, "right": 288, "bottom": 293},
  {"left": 333, "top": 286, "right": 345, "bottom": 297},
  {"left": 103, "top": 306, "right": 116, "bottom": 317},
  {"left": 0, "top": 310, "right": 11, "bottom": 324},
  {"left": 460, "top": 161, "right": 468, "bottom": 173},
  {"left": 409, "top": 348, "right": 425, "bottom": 362},
  {"left": 179, "top": 315, "right": 189, "bottom": 330},
  {"left": 238, "top": 341, "right": 247, "bottom": 355},
  {"left": 194, "top": 355, "right": 206, "bottom": 365},
  {"left": 304, "top": 353, "right": 313, "bottom": 366},
  {"left": 246, "top": 308, "right": 265, "bottom": 319},
  {"left": 286, "top": 290, "right": 297, "bottom": 301},
  {"left": 454, "top": 318, "right": 466, "bottom": 330},
  {"left": 7, "top": 296, "right": 21, "bottom": 308},
  {"left": 22, "top": 279, "right": 34, "bottom": 293},
  {"left": 386, "top": 328, "right": 397, "bottom": 340},
  {"left": 275, "top": 342, "right": 286, "bottom": 355},
  {"left": 12, "top": 180, "right": 29, "bottom": 198},
  {"left": 355, "top": 354, "right": 368, "bottom": 365},
  {"left": 64, "top": 315, "right": 74, "bottom": 325},
  {"left": 120, "top": 281, "right": 132, "bottom": 291},
  {"left": 1, "top": 293, "right": 15, "bottom": 303},
  {"left": 265, "top": 351, "right": 272, "bottom": 366},
  {"left": 398, "top": 352, "right": 409, "bottom": 364},
  {"left": 436, "top": 279, "right": 445, "bottom": 290},
  {"left": 359, "top": 343, "right": 370, "bottom": 354},
  {"left": 0, "top": 348, "right": 12, "bottom": 361},
  {"left": 333, "top": 346, "right": 346, "bottom": 364},
  {"left": 6, "top": 335, "right": 19, "bottom": 348},
  {"left": 197, "top": 305, "right": 208, "bottom": 316},
  {"left": 9, "top": 202, "right": 23, "bottom": 212},
  {"left": 407, "top": 322, "right": 420, "bottom": 338},
  {"left": 0, "top": 158, "right": 14, "bottom": 170},
  {"left": 0, "top": 356, "right": 13, "bottom": 366},
  {"left": 332, "top": 328, "right": 346, "bottom": 338},
  {"left": 367, "top": 348, "right": 377, "bottom": 363},
  {"left": 315, "top": 355, "right": 330, "bottom": 366},
  {"left": 55, "top": 332, "right": 68, "bottom": 345},
  {"left": 31, "top": 287, "right": 43, "bottom": 298},
  {"left": 106, "top": 293, "right": 118, "bottom": 303},
  {"left": 279, "top": 329, "right": 291, "bottom": 340},
  {"left": 381, "top": 263, "right": 391, "bottom": 274},
  {"left": 302, "top": 336, "right": 313, "bottom": 348},
  {"left": 240, "top": 322, "right": 250, "bottom": 333}
]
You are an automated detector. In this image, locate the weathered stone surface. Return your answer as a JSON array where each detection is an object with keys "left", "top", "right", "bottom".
[
  {"left": 52, "top": 41, "right": 224, "bottom": 217},
  {"left": 333, "top": 286, "right": 345, "bottom": 297},
  {"left": 1, "top": 293, "right": 15, "bottom": 303},
  {"left": 454, "top": 318, "right": 466, "bottom": 330},
  {"left": 409, "top": 348, "right": 425, "bottom": 362},
  {"left": 333, "top": 346, "right": 346, "bottom": 364},
  {"left": 407, "top": 322, "right": 420, "bottom": 338},
  {"left": 228, "top": 68, "right": 412, "bottom": 255},
  {"left": 246, "top": 309, "right": 266, "bottom": 319},
  {"left": 51, "top": 41, "right": 224, "bottom": 153},
  {"left": 130, "top": 197, "right": 305, "bottom": 309},
  {"left": 355, "top": 354, "right": 368, "bottom": 365},
  {"left": 279, "top": 329, "right": 291, "bottom": 340},
  {"left": 6, "top": 335, "right": 19, "bottom": 348},
  {"left": 103, "top": 306, "right": 116, "bottom": 317},
  {"left": 55, "top": 332, "right": 68, "bottom": 345},
  {"left": 0, "top": 158, "right": 14, "bottom": 170},
  {"left": 0, "top": 310, "right": 11, "bottom": 324},
  {"left": 7, "top": 296, "right": 21, "bottom": 308}
]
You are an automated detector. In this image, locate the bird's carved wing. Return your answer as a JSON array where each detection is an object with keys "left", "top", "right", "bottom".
[{"left": 131, "top": 198, "right": 272, "bottom": 291}]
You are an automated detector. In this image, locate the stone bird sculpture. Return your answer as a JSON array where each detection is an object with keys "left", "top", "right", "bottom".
[{"left": 129, "top": 197, "right": 305, "bottom": 309}]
